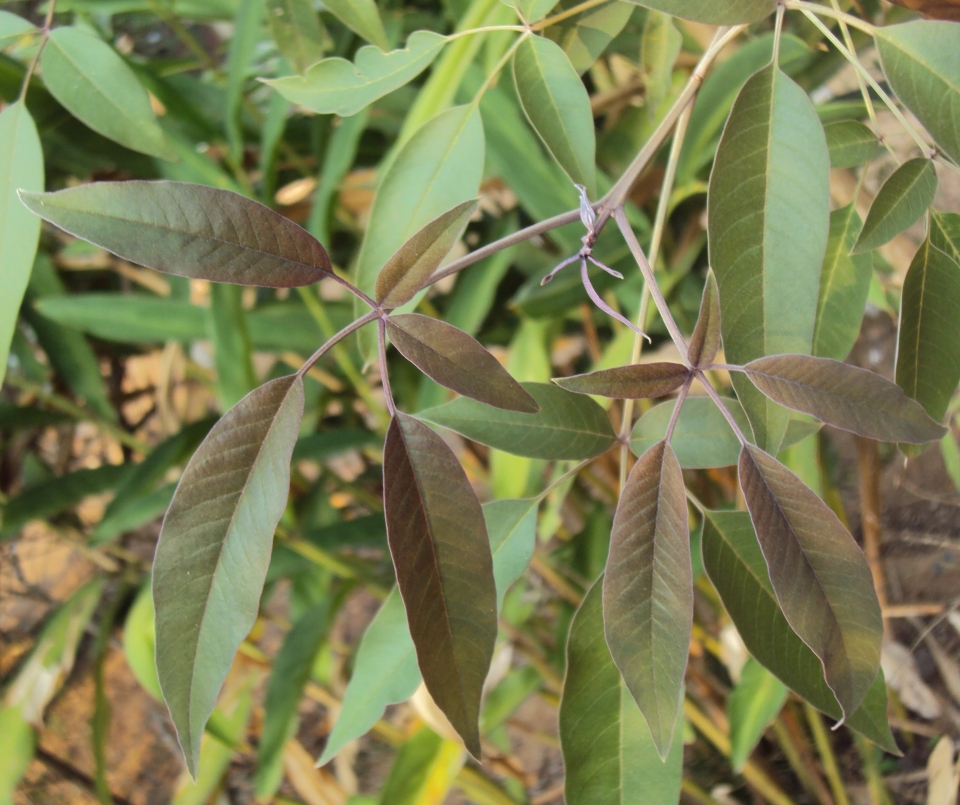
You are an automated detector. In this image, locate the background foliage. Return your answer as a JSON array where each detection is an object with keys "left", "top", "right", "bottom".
[{"left": 3, "top": 0, "right": 960, "bottom": 804}]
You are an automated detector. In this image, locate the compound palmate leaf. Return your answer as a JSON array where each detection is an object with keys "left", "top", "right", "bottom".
[
  {"left": 265, "top": 31, "right": 447, "bottom": 117},
  {"left": 700, "top": 510, "right": 897, "bottom": 751},
  {"left": 386, "top": 314, "right": 539, "bottom": 412},
  {"left": 708, "top": 63, "right": 830, "bottom": 452},
  {"left": 20, "top": 181, "right": 331, "bottom": 287},
  {"left": 561, "top": 579, "right": 683, "bottom": 805},
  {"left": 383, "top": 413, "right": 497, "bottom": 758},
  {"left": 553, "top": 362, "right": 689, "bottom": 399},
  {"left": 418, "top": 382, "right": 617, "bottom": 460},
  {"left": 376, "top": 200, "right": 478, "bottom": 308},
  {"left": 604, "top": 440, "right": 692, "bottom": 758},
  {"left": 738, "top": 445, "right": 883, "bottom": 719},
  {"left": 153, "top": 375, "right": 305, "bottom": 777},
  {"left": 742, "top": 354, "right": 945, "bottom": 443},
  {"left": 513, "top": 35, "right": 597, "bottom": 197},
  {"left": 626, "top": 0, "right": 776, "bottom": 24}
]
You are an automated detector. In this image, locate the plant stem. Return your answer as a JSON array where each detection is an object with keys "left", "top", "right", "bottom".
[
  {"left": 600, "top": 25, "right": 746, "bottom": 213},
  {"left": 785, "top": 0, "right": 875, "bottom": 34},
  {"left": 377, "top": 317, "right": 396, "bottom": 417},
  {"left": 664, "top": 378, "right": 692, "bottom": 443},
  {"left": 827, "top": 0, "right": 897, "bottom": 162},
  {"left": 803, "top": 701, "right": 852, "bottom": 805},
  {"left": 614, "top": 207, "right": 689, "bottom": 361},
  {"left": 297, "top": 309, "right": 379, "bottom": 376},
  {"left": 696, "top": 371, "right": 751, "bottom": 446},
  {"left": 17, "top": 0, "right": 56, "bottom": 102},
  {"left": 531, "top": 0, "right": 608, "bottom": 30},
  {"left": 617, "top": 98, "right": 694, "bottom": 488},
  {"left": 445, "top": 24, "right": 527, "bottom": 41},
  {"left": 773, "top": 2, "right": 786, "bottom": 70},
  {"left": 470, "top": 32, "right": 527, "bottom": 106},
  {"left": 798, "top": 9, "right": 932, "bottom": 157}
]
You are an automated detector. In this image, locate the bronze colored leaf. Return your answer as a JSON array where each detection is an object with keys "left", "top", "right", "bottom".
[
  {"left": 386, "top": 314, "right": 539, "bottom": 412},
  {"left": 375, "top": 199, "right": 478, "bottom": 309},
  {"left": 382, "top": 413, "right": 497, "bottom": 758},
  {"left": 738, "top": 445, "right": 883, "bottom": 719},
  {"left": 886, "top": 0, "right": 960, "bottom": 22},
  {"left": 19, "top": 181, "right": 331, "bottom": 287},
  {"left": 553, "top": 363, "right": 689, "bottom": 399},
  {"left": 743, "top": 353, "right": 945, "bottom": 443},
  {"left": 687, "top": 269, "right": 721, "bottom": 368},
  {"left": 603, "top": 440, "right": 692, "bottom": 758}
]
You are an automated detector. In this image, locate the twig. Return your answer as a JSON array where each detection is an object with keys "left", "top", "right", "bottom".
[
  {"left": 664, "top": 378, "right": 692, "bottom": 443},
  {"left": 297, "top": 310, "right": 380, "bottom": 376},
  {"left": 696, "top": 371, "right": 750, "bottom": 446},
  {"left": 377, "top": 317, "right": 396, "bottom": 417},
  {"left": 530, "top": 0, "right": 608, "bottom": 30},
  {"left": 17, "top": 0, "right": 56, "bottom": 102},
  {"left": 797, "top": 8, "right": 932, "bottom": 157}
]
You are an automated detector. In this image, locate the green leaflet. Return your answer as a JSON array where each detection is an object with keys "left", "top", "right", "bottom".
[
  {"left": 728, "top": 658, "right": 788, "bottom": 771},
  {"left": 123, "top": 581, "right": 162, "bottom": 701},
  {"left": 823, "top": 120, "right": 882, "bottom": 169},
  {"left": 561, "top": 579, "right": 684, "bottom": 805},
  {"left": 316, "top": 589, "right": 420, "bottom": 766},
  {"left": 354, "top": 103, "right": 484, "bottom": 359},
  {"left": 932, "top": 210, "right": 960, "bottom": 263},
  {"left": 642, "top": 11, "right": 682, "bottom": 116},
  {"left": 256, "top": 600, "right": 331, "bottom": 796},
  {"left": 876, "top": 20, "right": 960, "bottom": 163},
  {"left": 604, "top": 441, "right": 691, "bottom": 758},
  {"left": 513, "top": 35, "right": 597, "bottom": 196},
  {"left": 813, "top": 205, "right": 873, "bottom": 361},
  {"left": 318, "top": 498, "right": 537, "bottom": 764},
  {"left": 853, "top": 159, "right": 938, "bottom": 254},
  {"left": 0, "top": 706, "right": 35, "bottom": 802},
  {"left": 265, "top": 31, "right": 447, "bottom": 117},
  {"left": 265, "top": 0, "right": 326, "bottom": 74},
  {"left": 679, "top": 33, "right": 811, "bottom": 181},
  {"left": 153, "top": 376, "right": 305, "bottom": 777},
  {"left": 631, "top": 396, "right": 754, "bottom": 468},
  {"left": 419, "top": 382, "right": 617, "bottom": 460},
  {"left": 0, "top": 102, "right": 42, "bottom": 389},
  {"left": 545, "top": 0, "right": 632, "bottom": 75},
  {"left": 322, "top": 0, "right": 389, "bottom": 50},
  {"left": 41, "top": 27, "right": 175, "bottom": 160},
  {"left": 700, "top": 510, "right": 897, "bottom": 752},
  {"left": 896, "top": 235, "right": 960, "bottom": 423},
  {"left": 708, "top": 64, "right": 830, "bottom": 452},
  {"left": 0, "top": 11, "right": 35, "bottom": 47},
  {"left": 624, "top": 0, "right": 776, "bottom": 23}
]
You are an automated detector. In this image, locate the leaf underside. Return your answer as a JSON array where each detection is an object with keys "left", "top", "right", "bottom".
[{"left": 687, "top": 269, "right": 721, "bottom": 368}]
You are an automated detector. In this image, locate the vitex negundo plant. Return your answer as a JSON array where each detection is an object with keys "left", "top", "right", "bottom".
[{"left": 13, "top": 0, "right": 960, "bottom": 796}]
